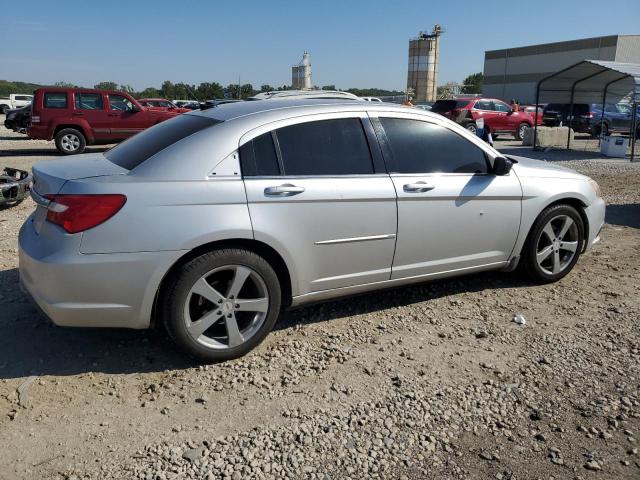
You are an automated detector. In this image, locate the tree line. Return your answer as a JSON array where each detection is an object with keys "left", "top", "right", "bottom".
[{"left": 1, "top": 79, "right": 406, "bottom": 100}]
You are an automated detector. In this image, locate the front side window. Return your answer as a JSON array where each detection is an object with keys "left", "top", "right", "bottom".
[
  {"left": 276, "top": 118, "right": 374, "bottom": 176},
  {"left": 75, "top": 93, "right": 104, "bottom": 110},
  {"left": 493, "top": 101, "right": 511, "bottom": 112},
  {"left": 44, "top": 92, "right": 68, "bottom": 109},
  {"left": 379, "top": 118, "right": 488, "bottom": 174},
  {"left": 474, "top": 100, "right": 493, "bottom": 111},
  {"left": 108, "top": 94, "right": 134, "bottom": 111}
]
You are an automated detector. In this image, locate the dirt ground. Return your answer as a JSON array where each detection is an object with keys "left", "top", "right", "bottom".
[{"left": 1, "top": 121, "right": 639, "bottom": 480}]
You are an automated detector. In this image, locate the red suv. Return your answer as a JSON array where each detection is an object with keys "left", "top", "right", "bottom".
[
  {"left": 29, "top": 88, "right": 181, "bottom": 155},
  {"left": 431, "top": 98, "right": 534, "bottom": 140}
]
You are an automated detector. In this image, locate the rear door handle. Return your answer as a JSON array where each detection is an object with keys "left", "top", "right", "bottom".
[
  {"left": 264, "top": 184, "right": 305, "bottom": 196},
  {"left": 403, "top": 182, "right": 435, "bottom": 192}
]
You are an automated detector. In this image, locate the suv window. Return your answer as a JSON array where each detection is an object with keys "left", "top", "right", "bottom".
[
  {"left": 44, "top": 92, "right": 68, "bottom": 109},
  {"left": 379, "top": 118, "right": 488, "bottom": 174},
  {"left": 15, "top": 95, "right": 32, "bottom": 101},
  {"left": 474, "top": 100, "right": 493, "bottom": 111},
  {"left": 105, "top": 115, "right": 219, "bottom": 170},
  {"left": 431, "top": 100, "right": 471, "bottom": 113},
  {"left": 75, "top": 93, "right": 104, "bottom": 110},
  {"left": 275, "top": 118, "right": 374, "bottom": 176},
  {"left": 493, "top": 101, "right": 511, "bottom": 112},
  {"left": 240, "top": 132, "right": 280, "bottom": 176},
  {"left": 108, "top": 94, "right": 134, "bottom": 111}
]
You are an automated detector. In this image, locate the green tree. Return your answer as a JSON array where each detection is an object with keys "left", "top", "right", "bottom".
[
  {"left": 240, "top": 83, "right": 255, "bottom": 99},
  {"left": 119, "top": 84, "right": 135, "bottom": 95},
  {"left": 160, "top": 80, "right": 175, "bottom": 100},
  {"left": 197, "top": 82, "right": 224, "bottom": 100},
  {"left": 225, "top": 84, "right": 240, "bottom": 99},
  {"left": 322, "top": 85, "right": 336, "bottom": 91},
  {"left": 94, "top": 81, "right": 118, "bottom": 90},
  {"left": 138, "top": 87, "right": 160, "bottom": 98},
  {"left": 260, "top": 84, "right": 273, "bottom": 93},
  {"left": 54, "top": 81, "right": 77, "bottom": 88},
  {"left": 461, "top": 72, "right": 483, "bottom": 94}
]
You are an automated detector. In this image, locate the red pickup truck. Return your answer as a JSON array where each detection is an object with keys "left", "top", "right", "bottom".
[{"left": 28, "top": 87, "right": 182, "bottom": 155}]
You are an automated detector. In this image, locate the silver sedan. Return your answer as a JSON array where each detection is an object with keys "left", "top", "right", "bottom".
[{"left": 19, "top": 99, "right": 605, "bottom": 361}]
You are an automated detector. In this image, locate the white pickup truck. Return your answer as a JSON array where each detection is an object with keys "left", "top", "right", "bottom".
[{"left": 0, "top": 94, "right": 33, "bottom": 114}]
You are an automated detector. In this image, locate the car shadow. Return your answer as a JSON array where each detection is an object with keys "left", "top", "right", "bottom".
[
  {"left": 606, "top": 203, "right": 640, "bottom": 229},
  {"left": 499, "top": 146, "right": 607, "bottom": 162},
  {"left": 0, "top": 146, "right": 110, "bottom": 157},
  {"left": 0, "top": 266, "right": 534, "bottom": 379}
]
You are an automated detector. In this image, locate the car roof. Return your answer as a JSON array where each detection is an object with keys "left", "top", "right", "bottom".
[
  {"left": 35, "top": 87, "right": 126, "bottom": 95},
  {"left": 188, "top": 98, "right": 420, "bottom": 122},
  {"left": 138, "top": 98, "right": 170, "bottom": 101}
]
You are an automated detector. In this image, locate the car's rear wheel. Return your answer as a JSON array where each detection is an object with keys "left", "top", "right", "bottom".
[
  {"left": 55, "top": 128, "right": 86, "bottom": 155},
  {"left": 520, "top": 204, "right": 584, "bottom": 283},
  {"left": 516, "top": 123, "right": 530, "bottom": 141},
  {"left": 162, "top": 248, "right": 282, "bottom": 362}
]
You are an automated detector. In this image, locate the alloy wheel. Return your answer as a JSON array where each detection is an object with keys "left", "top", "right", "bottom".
[
  {"left": 519, "top": 124, "right": 529, "bottom": 139},
  {"left": 61, "top": 133, "right": 80, "bottom": 152},
  {"left": 183, "top": 265, "right": 269, "bottom": 350},
  {"left": 535, "top": 215, "right": 579, "bottom": 275}
]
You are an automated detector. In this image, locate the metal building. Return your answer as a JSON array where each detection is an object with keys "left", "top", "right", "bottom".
[
  {"left": 483, "top": 34, "right": 640, "bottom": 103},
  {"left": 292, "top": 52, "right": 312, "bottom": 90},
  {"left": 407, "top": 25, "right": 442, "bottom": 103}
]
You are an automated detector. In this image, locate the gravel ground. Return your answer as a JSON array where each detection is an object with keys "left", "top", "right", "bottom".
[{"left": 1, "top": 121, "right": 639, "bottom": 480}]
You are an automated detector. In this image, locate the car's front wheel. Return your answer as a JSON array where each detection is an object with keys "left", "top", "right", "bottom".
[
  {"left": 520, "top": 204, "right": 584, "bottom": 283},
  {"left": 162, "top": 248, "right": 282, "bottom": 362},
  {"left": 55, "top": 128, "right": 86, "bottom": 155},
  {"left": 466, "top": 123, "right": 478, "bottom": 136},
  {"left": 516, "top": 122, "right": 530, "bottom": 141}
]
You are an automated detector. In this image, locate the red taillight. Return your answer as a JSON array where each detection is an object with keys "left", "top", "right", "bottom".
[
  {"left": 44, "top": 194, "right": 126, "bottom": 233},
  {"left": 580, "top": 112, "right": 595, "bottom": 119}
]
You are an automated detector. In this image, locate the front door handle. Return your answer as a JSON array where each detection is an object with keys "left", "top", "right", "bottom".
[
  {"left": 403, "top": 182, "right": 435, "bottom": 193},
  {"left": 264, "top": 184, "right": 305, "bottom": 196}
]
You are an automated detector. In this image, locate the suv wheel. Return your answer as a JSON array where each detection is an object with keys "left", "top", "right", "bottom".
[
  {"left": 466, "top": 123, "right": 478, "bottom": 136},
  {"left": 520, "top": 204, "right": 584, "bottom": 283},
  {"left": 55, "top": 128, "right": 86, "bottom": 155},
  {"left": 516, "top": 123, "right": 530, "bottom": 141},
  {"left": 0, "top": 105, "right": 9, "bottom": 114},
  {"left": 162, "top": 248, "right": 282, "bottom": 362}
]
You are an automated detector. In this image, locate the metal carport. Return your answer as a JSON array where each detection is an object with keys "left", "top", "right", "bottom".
[{"left": 533, "top": 60, "right": 640, "bottom": 161}]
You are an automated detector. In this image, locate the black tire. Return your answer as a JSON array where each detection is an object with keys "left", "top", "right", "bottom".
[
  {"left": 54, "top": 128, "right": 86, "bottom": 155},
  {"left": 162, "top": 248, "right": 282, "bottom": 362},
  {"left": 0, "top": 105, "right": 9, "bottom": 114},
  {"left": 520, "top": 204, "right": 584, "bottom": 283},
  {"left": 516, "top": 123, "right": 530, "bottom": 141},
  {"left": 465, "top": 123, "right": 478, "bottom": 135}
]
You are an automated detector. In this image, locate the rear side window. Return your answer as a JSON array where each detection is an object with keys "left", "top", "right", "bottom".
[
  {"left": 475, "top": 100, "right": 492, "bottom": 111},
  {"left": 105, "top": 115, "right": 219, "bottom": 170},
  {"left": 44, "top": 92, "right": 67, "bottom": 109},
  {"left": 75, "top": 93, "right": 103, "bottom": 110},
  {"left": 240, "top": 132, "right": 280, "bottom": 176},
  {"left": 493, "top": 101, "right": 510, "bottom": 112},
  {"left": 276, "top": 118, "right": 374, "bottom": 175},
  {"left": 379, "top": 118, "right": 488, "bottom": 174},
  {"left": 431, "top": 100, "right": 470, "bottom": 112}
]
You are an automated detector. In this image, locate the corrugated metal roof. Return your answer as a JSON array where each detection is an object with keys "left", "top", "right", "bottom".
[{"left": 537, "top": 60, "right": 640, "bottom": 103}]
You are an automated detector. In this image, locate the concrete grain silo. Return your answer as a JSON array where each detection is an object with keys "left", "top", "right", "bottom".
[
  {"left": 407, "top": 25, "right": 442, "bottom": 102},
  {"left": 292, "top": 52, "right": 312, "bottom": 90}
]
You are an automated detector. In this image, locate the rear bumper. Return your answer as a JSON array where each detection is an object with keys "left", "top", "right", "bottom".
[
  {"left": 584, "top": 197, "right": 605, "bottom": 251},
  {"left": 18, "top": 216, "right": 185, "bottom": 329}
]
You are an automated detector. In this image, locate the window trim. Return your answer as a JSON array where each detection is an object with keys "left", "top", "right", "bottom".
[{"left": 371, "top": 115, "right": 493, "bottom": 176}]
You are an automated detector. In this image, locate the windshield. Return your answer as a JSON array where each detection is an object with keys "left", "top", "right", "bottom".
[{"left": 105, "top": 114, "right": 220, "bottom": 170}]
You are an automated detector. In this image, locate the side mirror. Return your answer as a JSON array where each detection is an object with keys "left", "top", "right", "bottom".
[{"left": 493, "top": 156, "right": 513, "bottom": 175}]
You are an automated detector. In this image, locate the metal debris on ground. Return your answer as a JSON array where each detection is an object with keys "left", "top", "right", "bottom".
[{"left": 512, "top": 314, "right": 526, "bottom": 325}]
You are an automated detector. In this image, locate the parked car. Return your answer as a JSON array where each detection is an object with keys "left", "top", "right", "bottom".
[
  {"left": 181, "top": 102, "right": 202, "bottom": 110},
  {"left": 543, "top": 103, "right": 640, "bottom": 137},
  {"left": 138, "top": 98, "right": 190, "bottom": 113},
  {"left": 520, "top": 105, "right": 545, "bottom": 126},
  {"left": 28, "top": 87, "right": 182, "bottom": 155},
  {"left": 431, "top": 97, "right": 534, "bottom": 140},
  {"left": 0, "top": 94, "right": 33, "bottom": 114},
  {"left": 173, "top": 100, "right": 198, "bottom": 108},
  {"left": 4, "top": 105, "right": 31, "bottom": 133},
  {"left": 19, "top": 99, "right": 605, "bottom": 361},
  {"left": 361, "top": 97, "right": 383, "bottom": 102}
]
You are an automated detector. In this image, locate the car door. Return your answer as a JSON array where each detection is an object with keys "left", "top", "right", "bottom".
[
  {"left": 491, "top": 100, "right": 512, "bottom": 131},
  {"left": 106, "top": 94, "right": 148, "bottom": 140},
  {"left": 371, "top": 113, "right": 522, "bottom": 279},
  {"left": 472, "top": 100, "right": 494, "bottom": 130},
  {"left": 241, "top": 113, "right": 397, "bottom": 295},
  {"left": 72, "top": 92, "right": 111, "bottom": 140}
]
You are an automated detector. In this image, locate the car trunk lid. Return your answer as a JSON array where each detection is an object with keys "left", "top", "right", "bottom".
[{"left": 31, "top": 153, "right": 127, "bottom": 234}]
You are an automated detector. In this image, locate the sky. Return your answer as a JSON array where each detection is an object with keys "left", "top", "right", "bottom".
[{"left": 1, "top": 0, "right": 639, "bottom": 91}]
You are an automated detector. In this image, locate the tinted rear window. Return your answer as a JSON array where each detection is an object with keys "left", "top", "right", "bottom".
[
  {"left": 105, "top": 115, "right": 219, "bottom": 170},
  {"left": 431, "top": 100, "right": 470, "bottom": 112},
  {"left": 44, "top": 92, "right": 68, "bottom": 109}
]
